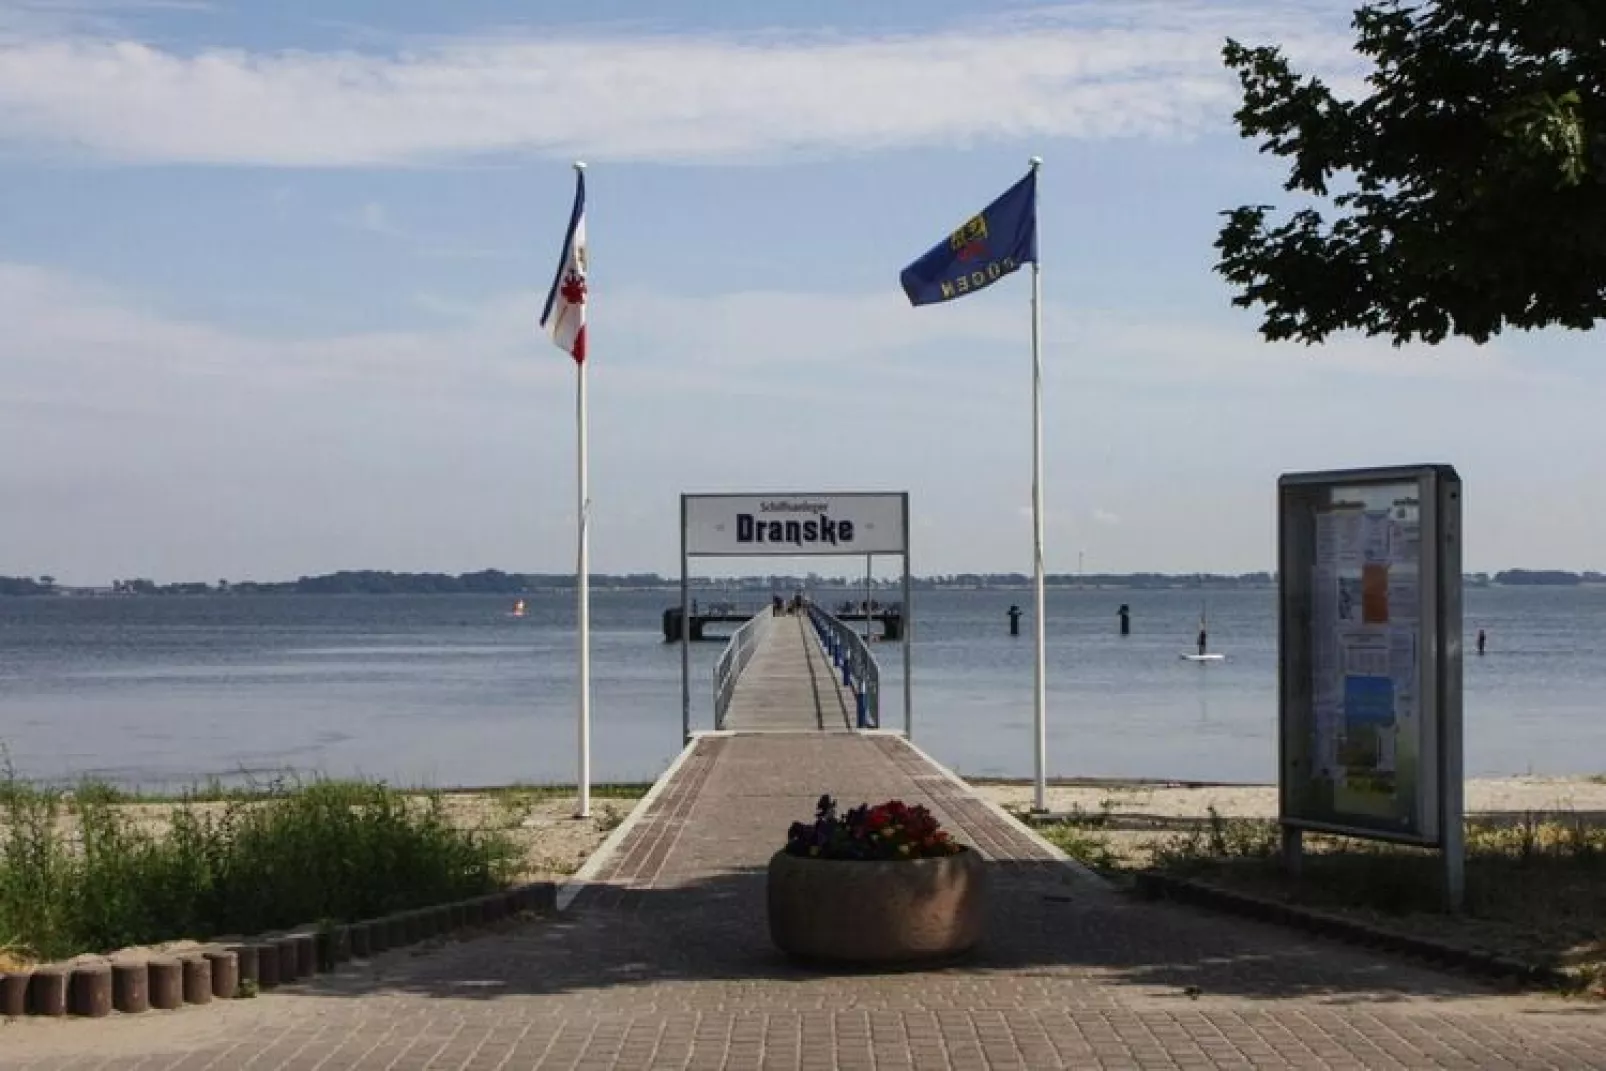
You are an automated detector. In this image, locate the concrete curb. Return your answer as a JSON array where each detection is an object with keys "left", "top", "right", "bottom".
[
  {"left": 1133, "top": 870, "right": 1569, "bottom": 990},
  {"left": 0, "top": 881, "right": 557, "bottom": 1021},
  {"left": 557, "top": 738, "right": 702, "bottom": 911},
  {"left": 893, "top": 734, "right": 1109, "bottom": 888}
]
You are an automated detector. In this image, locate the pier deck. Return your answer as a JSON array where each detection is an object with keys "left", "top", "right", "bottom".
[{"left": 720, "top": 613, "right": 857, "bottom": 732}]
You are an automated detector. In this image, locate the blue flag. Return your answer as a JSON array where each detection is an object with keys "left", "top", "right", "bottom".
[{"left": 900, "top": 170, "right": 1037, "bottom": 307}]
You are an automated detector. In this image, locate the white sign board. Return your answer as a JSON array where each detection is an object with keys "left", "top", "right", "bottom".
[{"left": 683, "top": 493, "right": 907, "bottom": 557}]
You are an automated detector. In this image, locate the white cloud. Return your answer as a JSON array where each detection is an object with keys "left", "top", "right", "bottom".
[
  {"left": 0, "top": 262, "right": 1540, "bottom": 419},
  {"left": 3, "top": 259, "right": 1604, "bottom": 579},
  {"left": 0, "top": 2, "right": 1362, "bottom": 166}
]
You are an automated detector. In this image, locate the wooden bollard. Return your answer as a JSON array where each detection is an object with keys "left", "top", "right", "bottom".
[
  {"left": 29, "top": 966, "right": 68, "bottom": 1017},
  {"left": 273, "top": 936, "right": 298, "bottom": 981},
  {"left": 69, "top": 962, "right": 112, "bottom": 1018},
  {"left": 148, "top": 957, "right": 183, "bottom": 1010},
  {"left": 0, "top": 969, "right": 31, "bottom": 1017},
  {"left": 290, "top": 933, "right": 316, "bottom": 978},
  {"left": 112, "top": 960, "right": 150, "bottom": 1013},
  {"left": 225, "top": 943, "right": 257, "bottom": 988},
  {"left": 447, "top": 902, "right": 468, "bottom": 930},
  {"left": 181, "top": 955, "right": 212, "bottom": 1005},
  {"left": 347, "top": 920, "right": 372, "bottom": 959},
  {"left": 255, "top": 941, "right": 280, "bottom": 988},
  {"left": 204, "top": 949, "right": 239, "bottom": 999},
  {"left": 459, "top": 898, "right": 484, "bottom": 928},
  {"left": 329, "top": 925, "right": 351, "bottom": 965},
  {"left": 365, "top": 917, "right": 391, "bottom": 954},
  {"left": 381, "top": 914, "right": 410, "bottom": 947},
  {"left": 525, "top": 882, "right": 557, "bottom": 914}
]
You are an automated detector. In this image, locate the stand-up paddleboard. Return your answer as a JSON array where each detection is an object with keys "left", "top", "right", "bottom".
[{"left": 1181, "top": 652, "right": 1226, "bottom": 662}]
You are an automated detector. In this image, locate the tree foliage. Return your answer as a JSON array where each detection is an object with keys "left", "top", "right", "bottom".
[{"left": 1217, "top": 0, "right": 1606, "bottom": 345}]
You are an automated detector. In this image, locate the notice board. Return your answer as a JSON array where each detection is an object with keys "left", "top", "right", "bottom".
[{"left": 1277, "top": 465, "right": 1462, "bottom": 846}]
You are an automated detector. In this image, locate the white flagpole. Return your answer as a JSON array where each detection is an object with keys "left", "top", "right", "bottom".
[
  {"left": 1029, "top": 155, "right": 1048, "bottom": 814},
  {"left": 574, "top": 159, "right": 592, "bottom": 820}
]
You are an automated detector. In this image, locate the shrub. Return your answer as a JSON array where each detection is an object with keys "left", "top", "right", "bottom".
[{"left": 0, "top": 769, "right": 517, "bottom": 962}]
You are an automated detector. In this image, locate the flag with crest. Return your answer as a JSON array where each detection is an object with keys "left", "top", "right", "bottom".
[{"left": 540, "top": 169, "right": 588, "bottom": 362}]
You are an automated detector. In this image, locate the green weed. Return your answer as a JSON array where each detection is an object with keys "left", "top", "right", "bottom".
[{"left": 0, "top": 765, "right": 518, "bottom": 963}]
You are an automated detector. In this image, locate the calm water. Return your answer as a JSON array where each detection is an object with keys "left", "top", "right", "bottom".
[{"left": 0, "top": 588, "right": 1601, "bottom": 789}]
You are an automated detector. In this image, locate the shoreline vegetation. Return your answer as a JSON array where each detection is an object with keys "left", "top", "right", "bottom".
[
  {"left": 9, "top": 764, "right": 1604, "bottom": 995},
  {"left": 977, "top": 776, "right": 1606, "bottom": 996},
  {"left": 1, "top": 568, "right": 1599, "bottom": 597},
  {"left": 0, "top": 767, "right": 648, "bottom": 969}
]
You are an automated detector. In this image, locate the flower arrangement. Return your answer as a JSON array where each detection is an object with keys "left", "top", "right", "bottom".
[{"left": 784, "top": 794, "right": 963, "bottom": 861}]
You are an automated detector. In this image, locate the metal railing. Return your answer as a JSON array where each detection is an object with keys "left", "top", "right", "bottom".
[
  {"left": 713, "top": 613, "right": 771, "bottom": 730},
  {"left": 807, "top": 605, "right": 880, "bottom": 729}
]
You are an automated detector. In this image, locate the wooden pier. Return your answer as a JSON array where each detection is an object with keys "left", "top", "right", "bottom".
[
  {"left": 663, "top": 605, "right": 903, "bottom": 642},
  {"left": 720, "top": 615, "right": 857, "bottom": 731}
]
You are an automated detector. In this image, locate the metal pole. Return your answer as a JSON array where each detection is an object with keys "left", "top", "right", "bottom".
[
  {"left": 1029, "top": 155, "right": 1048, "bottom": 814},
  {"left": 1435, "top": 470, "right": 1466, "bottom": 911},
  {"left": 575, "top": 348, "right": 592, "bottom": 819},
  {"left": 680, "top": 496, "right": 690, "bottom": 745},
  {"left": 902, "top": 494, "right": 913, "bottom": 739},
  {"left": 864, "top": 554, "right": 873, "bottom": 642}
]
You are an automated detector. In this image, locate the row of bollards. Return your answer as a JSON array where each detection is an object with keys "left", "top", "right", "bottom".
[
  {"left": 1, "top": 946, "right": 239, "bottom": 1018},
  {"left": 0, "top": 882, "right": 555, "bottom": 1019}
]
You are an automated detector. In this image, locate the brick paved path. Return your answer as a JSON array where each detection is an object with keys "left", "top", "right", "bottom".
[{"left": 4, "top": 734, "right": 1604, "bottom": 1070}]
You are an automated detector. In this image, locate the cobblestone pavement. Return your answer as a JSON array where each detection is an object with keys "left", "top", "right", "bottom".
[{"left": 3, "top": 734, "right": 1604, "bottom": 1070}]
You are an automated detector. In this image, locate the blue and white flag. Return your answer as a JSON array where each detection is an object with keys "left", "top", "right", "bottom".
[{"left": 900, "top": 170, "right": 1037, "bottom": 306}]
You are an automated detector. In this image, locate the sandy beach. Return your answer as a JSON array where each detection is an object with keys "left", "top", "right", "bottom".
[{"left": 972, "top": 775, "right": 1606, "bottom": 821}]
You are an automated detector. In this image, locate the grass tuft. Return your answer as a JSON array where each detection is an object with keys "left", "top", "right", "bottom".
[
  {"left": 0, "top": 761, "right": 518, "bottom": 963},
  {"left": 1143, "top": 807, "right": 1606, "bottom": 990}
]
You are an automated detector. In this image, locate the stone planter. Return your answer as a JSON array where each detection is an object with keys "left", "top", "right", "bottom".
[{"left": 767, "top": 847, "right": 986, "bottom": 964}]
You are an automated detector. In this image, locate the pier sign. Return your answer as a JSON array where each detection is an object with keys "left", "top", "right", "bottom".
[
  {"left": 677, "top": 490, "right": 914, "bottom": 748},
  {"left": 683, "top": 493, "right": 907, "bottom": 557}
]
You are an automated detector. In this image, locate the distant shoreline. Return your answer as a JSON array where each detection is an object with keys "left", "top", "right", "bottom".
[{"left": 5, "top": 567, "right": 1599, "bottom": 598}]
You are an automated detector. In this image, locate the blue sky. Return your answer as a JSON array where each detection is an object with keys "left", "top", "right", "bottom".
[{"left": 1, "top": 0, "right": 1601, "bottom": 584}]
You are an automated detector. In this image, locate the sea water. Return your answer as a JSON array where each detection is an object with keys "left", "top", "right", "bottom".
[{"left": 0, "top": 586, "right": 1600, "bottom": 789}]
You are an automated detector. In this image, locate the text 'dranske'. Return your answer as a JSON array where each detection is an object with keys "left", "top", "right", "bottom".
[{"left": 735, "top": 513, "right": 856, "bottom": 548}]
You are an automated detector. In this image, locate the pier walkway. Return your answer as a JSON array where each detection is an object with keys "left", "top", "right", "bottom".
[
  {"left": 720, "top": 614, "right": 857, "bottom": 732},
  {"left": 7, "top": 731, "right": 1606, "bottom": 1069}
]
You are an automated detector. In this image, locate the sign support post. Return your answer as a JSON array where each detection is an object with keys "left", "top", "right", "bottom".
[
  {"left": 902, "top": 492, "right": 913, "bottom": 739},
  {"left": 680, "top": 495, "right": 691, "bottom": 745}
]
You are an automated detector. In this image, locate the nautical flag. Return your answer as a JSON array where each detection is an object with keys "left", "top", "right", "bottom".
[
  {"left": 540, "top": 169, "right": 588, "bottom": 363},
  {"left": 900, "top": 169, "right": 1037, "bottom": 307}
]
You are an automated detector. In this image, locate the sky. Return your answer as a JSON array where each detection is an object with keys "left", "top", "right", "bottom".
[{"left": 1, "top": 0, "right": 1602, "bottom": 586}]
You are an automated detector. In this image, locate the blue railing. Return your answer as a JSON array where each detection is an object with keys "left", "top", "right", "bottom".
[
  {"left": 713, "top": 613, "right": 771, "bottom": 730},
  {"left": 807, "top": 605, "right": 880, "bottom": 729}
]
